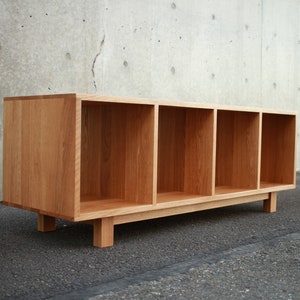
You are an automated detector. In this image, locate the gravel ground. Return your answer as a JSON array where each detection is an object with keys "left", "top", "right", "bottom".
[
  {"left": 0, "top": 173, "right": 299, "bottom": 299},
  {"left": 90, "top": 235, "right": 300, "bottom": 300}
]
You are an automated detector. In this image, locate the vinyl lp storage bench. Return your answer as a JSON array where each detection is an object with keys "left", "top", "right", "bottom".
[{"left": 3, "top": 94, "right": 296, "bottom": 247}]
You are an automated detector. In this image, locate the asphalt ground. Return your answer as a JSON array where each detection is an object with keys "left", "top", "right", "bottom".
[{"left": 1, "top": 173, "right": 299, "bottom": 299}]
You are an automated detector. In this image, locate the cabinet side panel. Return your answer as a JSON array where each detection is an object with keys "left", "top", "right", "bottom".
[
  {"left": 21, "top": 99, "right": 41, "bottom": 208},
  {"left": 3, "top": 96, "right": 77, "bottom": 218},
  {"left": 3, "top": 101, "right": 22, "bottom": 205}
]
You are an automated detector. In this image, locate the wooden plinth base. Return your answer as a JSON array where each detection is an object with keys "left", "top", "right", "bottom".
[
  {"left": 38, "top": 214, "right": 56, "bottom": 232},
  {"left": 263, "top": 192, "right": 277, "bottom": 213},
  {"left": 37, "top": 193, "right": 277, "bottom": 248},
  {"left": 93, "top": 217, "right": 114, "bottom": 248}
]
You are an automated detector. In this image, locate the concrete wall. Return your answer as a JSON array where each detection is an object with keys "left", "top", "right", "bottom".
[{"left": 0, "top": 0, "right": 299, "bottom": 197}]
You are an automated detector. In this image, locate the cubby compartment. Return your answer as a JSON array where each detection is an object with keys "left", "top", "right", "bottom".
[
  {"left": 157, "top": 106, "right": 215, "bottom": 203},
  {"left": 260, "top": 113, "right": 296, "bottom": 188},
  {"left": 215, "top": 110, "right": 260, "bottom": 194},
  {"left": 80, "top": 101, "right": 155, "bottom": 213}
]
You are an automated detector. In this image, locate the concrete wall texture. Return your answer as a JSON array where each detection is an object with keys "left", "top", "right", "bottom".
[{"left": 0, "top": 0, "right": 299, "bottom": 197}]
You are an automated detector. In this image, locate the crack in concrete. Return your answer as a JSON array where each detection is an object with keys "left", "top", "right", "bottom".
[{"left": 92, "top": 35, "right": 105, "bottom": 92}]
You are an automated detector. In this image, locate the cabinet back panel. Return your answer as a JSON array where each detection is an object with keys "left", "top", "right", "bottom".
[
  {"left": 81, "top": 105, "right": 103, "bottom": 197},
  {"left": 157, "top": 107, "right": 185, "bottom": 193},
  {"left": 124, "top": 105, "right": 155, "bottom": 204},
  {"left": 81, "top": 103, "right": 126, "bottom": 200},
  {"left": 184, "top": 109, "right": 214, "bottom": 195}
]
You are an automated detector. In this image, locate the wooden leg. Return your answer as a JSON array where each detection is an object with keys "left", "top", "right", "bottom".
[
  {"left": 93, "top": 217, "right": 114, "bottom": 248},
  {"left": 263, "top": 192, "right": 277, "bottom": 213},
  {"left": 38, "top": 214, "right": 56, "bottom": 232}
]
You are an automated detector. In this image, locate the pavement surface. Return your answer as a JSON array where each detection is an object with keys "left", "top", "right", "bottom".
[{"left": 1, "top": 173, "right": 299, "bottom": 300}]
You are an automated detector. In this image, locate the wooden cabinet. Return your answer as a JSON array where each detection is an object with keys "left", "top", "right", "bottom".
[{"left": 3, "top": 94, "right": 296, "bottom": 247}]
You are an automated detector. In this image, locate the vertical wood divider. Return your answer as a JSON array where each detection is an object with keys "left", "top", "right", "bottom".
[
  {"left": 152, "top": 104, "right": 159, "bottom": 205},
  {"left": 257, "top": 112, "right": 262, "bottom": 189},
  {"left": 212, "top": 109, "right": 217, "bottom": 196},
  {"left": 293, "top": 116, "right": 297, "bottom": 186},
  {"left": 75, "top": 96, "right": 82, "bottom": 218}
]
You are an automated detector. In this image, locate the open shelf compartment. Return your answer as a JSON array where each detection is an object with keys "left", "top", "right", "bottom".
[
  {"left": 80, "top": 101, "right": 155, "bottom": 212},
  {"left": 215, "top": 110, "right": 260, "bottom": 194},
  {"left": 157, "top": 106, "right": 215, "bottom": 203},
  {"left": 260, "top": 113, "right": 296, "bottom": 188}
]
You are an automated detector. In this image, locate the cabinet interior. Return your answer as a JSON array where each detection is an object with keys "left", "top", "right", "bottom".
[
  {"left": 78, "top": 100, "right": 295, "bottom": 213},
  {"left": 215, "top": 110, "right": 260, "bottom": 194},
  {"left": 260, "top": 113, "right": 296, "bottom": 187},
  {"left": 157, "top": 106, "right": 215, "bottom": 203},
  {"left": 80, "top": 101, "right": 155, "bottom": 212}
]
